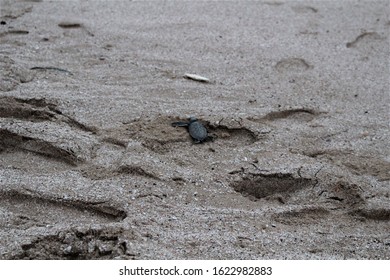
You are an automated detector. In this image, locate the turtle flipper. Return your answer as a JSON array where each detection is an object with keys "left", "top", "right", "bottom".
[
  {"left": 207, "top": 133, "right": 217, "bottom": 142},
  {"left": 171, "top": 121, "right": 190, "bottom": 127}
]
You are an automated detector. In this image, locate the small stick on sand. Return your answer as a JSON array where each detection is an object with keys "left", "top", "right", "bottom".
[
  {"left": 30, "top": 67, "right": 73, "bottom": 75},
  {"left": 183, "top": 73, "right": 210, "bottom": 83}
]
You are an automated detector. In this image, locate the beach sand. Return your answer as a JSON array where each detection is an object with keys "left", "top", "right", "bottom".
[{"left": 0, "top": 0, "right": 389, "bottom": 259}]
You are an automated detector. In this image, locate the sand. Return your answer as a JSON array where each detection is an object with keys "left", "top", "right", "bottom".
[{"left": 0, "top": 0, "right": 389, "bottom": 259}]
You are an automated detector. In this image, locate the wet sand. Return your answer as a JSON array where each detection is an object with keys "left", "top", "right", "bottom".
[{"left": 0, "top": 0, "right": 389, "bottom": 259}]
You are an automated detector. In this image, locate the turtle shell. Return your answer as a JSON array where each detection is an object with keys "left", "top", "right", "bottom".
[{"left": 188, "top": 120, "right": 208, "bottom": 143}]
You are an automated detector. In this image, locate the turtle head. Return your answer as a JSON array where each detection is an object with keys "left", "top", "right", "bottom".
[{"left": 188, "top": 116, "right": 198, "bottom": 123}]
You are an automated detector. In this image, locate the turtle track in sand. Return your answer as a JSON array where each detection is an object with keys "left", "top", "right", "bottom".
[{"left": 105, "top": 116, "right": 262, "bottom": 154}]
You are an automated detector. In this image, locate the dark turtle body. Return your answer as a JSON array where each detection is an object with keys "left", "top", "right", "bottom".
[{"left": 172, "top": 117, "right": 210, "bottom": 143}]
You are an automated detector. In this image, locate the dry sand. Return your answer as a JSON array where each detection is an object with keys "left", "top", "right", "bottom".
[{"left": 0, "top": 0, "right": 389, "bottom": 259}]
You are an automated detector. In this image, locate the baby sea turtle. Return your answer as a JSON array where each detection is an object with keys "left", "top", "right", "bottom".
[{"left": 172, "top": 117, "right": 212, "bottom": 144}]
